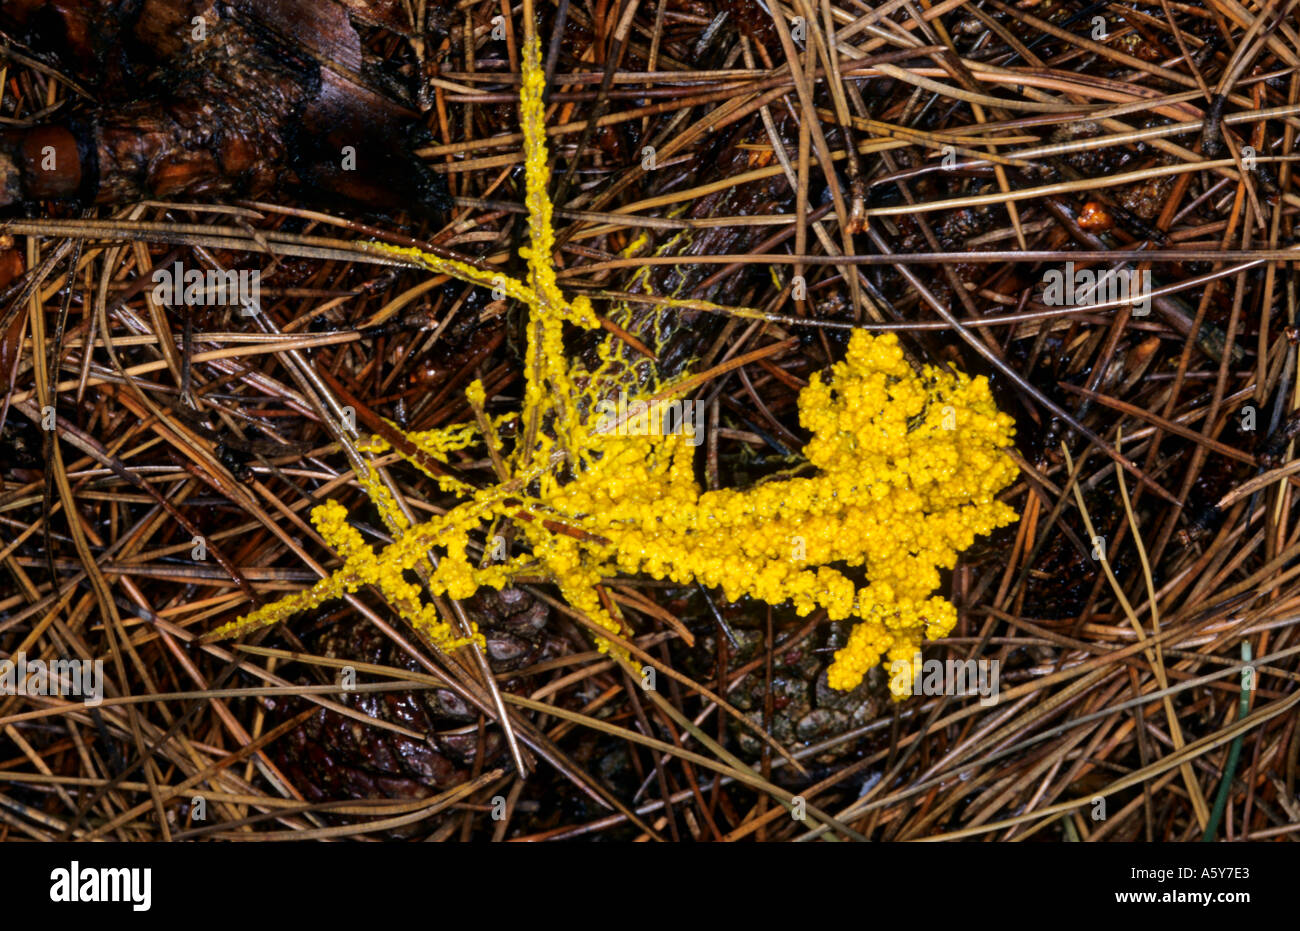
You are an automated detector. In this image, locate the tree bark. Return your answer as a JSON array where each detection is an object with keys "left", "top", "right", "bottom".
[{"left": 0, "top": 0, "right": 448, "bottom": 215}]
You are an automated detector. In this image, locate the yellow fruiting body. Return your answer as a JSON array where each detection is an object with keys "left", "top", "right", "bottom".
[{"left": 213, "top": 34, "right": 1019, "bottom": 694}]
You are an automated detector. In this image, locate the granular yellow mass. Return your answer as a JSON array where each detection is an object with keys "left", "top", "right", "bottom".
[{"left": 212, "top": 34, "right": 1019, "bottom": 694}]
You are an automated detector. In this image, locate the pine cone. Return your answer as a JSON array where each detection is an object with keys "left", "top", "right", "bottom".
[{"left": 270, "top": 586, "right": 563, "bottom": 808}]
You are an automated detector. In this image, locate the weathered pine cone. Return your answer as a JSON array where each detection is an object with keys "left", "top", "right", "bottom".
[{"left": 271, "top": 586, "right": 562, "bottom": 808}]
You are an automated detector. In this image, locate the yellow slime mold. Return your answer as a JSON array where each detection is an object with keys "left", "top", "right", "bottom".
[{"left": 213, "top": 34, "right": 1019, "bottom": 694}]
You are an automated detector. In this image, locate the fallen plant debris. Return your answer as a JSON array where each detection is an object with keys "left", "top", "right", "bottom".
[
  {"left": 0, "top": 0, "right": 1297, "bottom": 850},
  {"left": 0, "top": 0, "right": 449, "bottom": 214}
]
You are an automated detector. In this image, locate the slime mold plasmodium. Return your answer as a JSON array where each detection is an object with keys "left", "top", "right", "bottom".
[{"left": 211, "top": 34, "right": 1020, "bottom": 695}]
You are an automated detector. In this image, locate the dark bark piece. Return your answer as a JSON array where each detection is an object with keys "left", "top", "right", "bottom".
[
  {"left": 233, "top": 0, "right": 366, "bottom": 75},
  {"left": 335, "top": 0, "right": 414, "bottom": 35},
  {"left": 0, "top": 0, "right": 449, "bottom": 215}
]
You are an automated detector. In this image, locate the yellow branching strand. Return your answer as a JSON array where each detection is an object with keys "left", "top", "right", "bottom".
[
  {"left": 214, "top": 31, "right": 1020, "bottom": 694},
  {"left": 519, "top": 35, "right": 572, "bottom": 322},
  {"left": 366, "top": 243, "right": 535, "bottom": 307}
]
